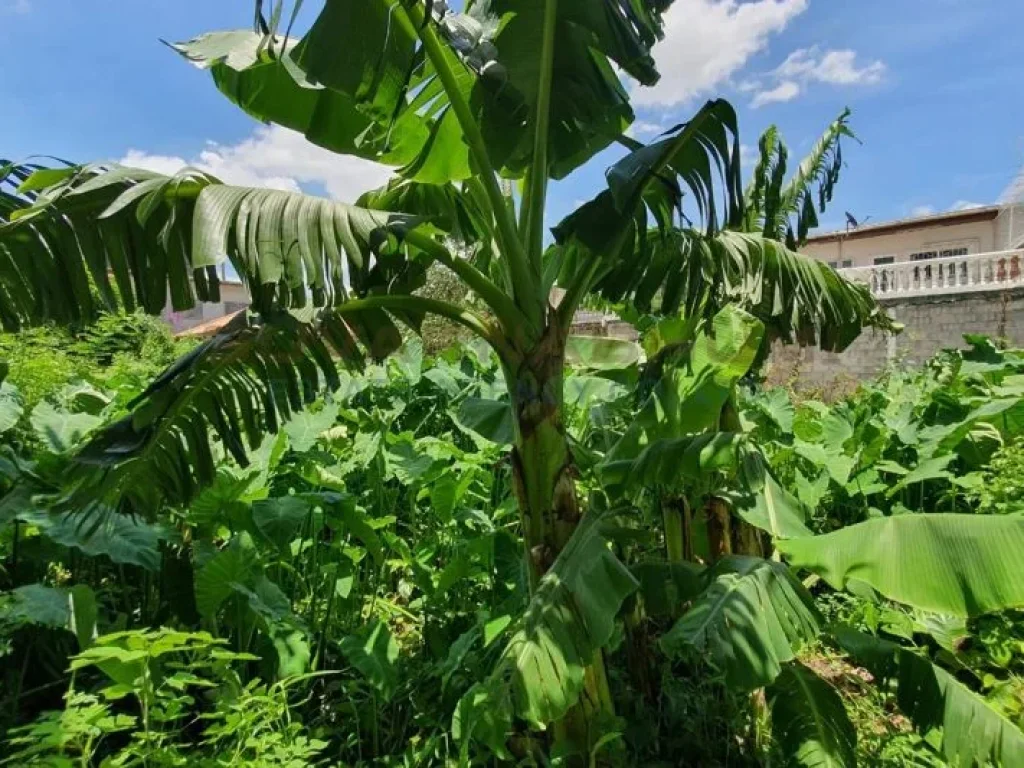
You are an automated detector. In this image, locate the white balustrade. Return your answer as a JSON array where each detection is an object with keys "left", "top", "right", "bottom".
[{"left": 839, "top": 250, "right": 1024, "bottom": 298}]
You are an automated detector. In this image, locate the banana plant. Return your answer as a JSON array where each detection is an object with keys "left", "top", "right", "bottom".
[
  {"left": 744, "top": 108, "right": 855, "bottom": 251},
  {"left": 610, "top": 417, "right": 1024, "bottom": 764},
  {"left": 0, "top": 0, "right": 895, "bottom": 755},
  {"left": 603, "top": 343, "right": 1024, "bottom": 764},
  {"left": 595, "top": 112, "right": 888, "bottom": 571}
]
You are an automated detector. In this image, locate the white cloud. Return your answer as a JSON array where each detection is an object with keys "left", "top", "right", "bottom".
[
  {"left": 632, "top": 0, "right": 809, "bottom": 107},
  {"left": 1000, "top": 166, "right": 1024, "bottom": 205},
  {"left": 774, "top": 47, "right": 886, "bottom": 85},
  {"left": 907, "top": 201, "right": 986, "bottom": 219},
  {"left": 951, "top": 200, "right": 984, "bottom": 211},
  {"left": 626, "top": 120, "right": 668, "bottom": 138},
  {"left": 750, "top": 80, "right": 801, "bottom": 108},
  {"left": 750, "top": 46, "right": 886, "bottom": 108},
  {"left": 120, "top": 125, "right": 392, "bottom": 203}
]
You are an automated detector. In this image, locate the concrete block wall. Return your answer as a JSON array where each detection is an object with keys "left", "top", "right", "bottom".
[{"left": 766, "top": 288, "right": 1024, "bottom": 389}]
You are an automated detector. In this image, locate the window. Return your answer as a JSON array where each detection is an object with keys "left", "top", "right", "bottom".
[
  {"left": 873, "top": 256, "right": 895, "bottom": 265},
  {"left": 841, "top": 259, "right": 853, "bottom": 268},
  {"left": 910, "top": 247, "right": 968, "bottom": 262},
  {"left": 910, "top": 239, "right": 977, "bottom": 261}
]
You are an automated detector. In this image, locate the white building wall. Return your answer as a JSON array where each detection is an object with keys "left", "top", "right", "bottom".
[
  {"left": 994, "top": 203, "right": 1024, "bottom": 251},
  {"left": 802, "top": 217, "right": 998, "bottom": 268},
  {"left": 163, "top": 281, "right": 249, "bottom": 333}
]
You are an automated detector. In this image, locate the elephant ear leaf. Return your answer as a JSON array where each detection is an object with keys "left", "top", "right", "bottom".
[
  {"left": 835, "top": 626, "right": 1024, "bottom": 768},
  {"left": 339, "top": 619, "right": 400, "bottom": 701},
  {"left": 3, "top": 583, "right": 98, "bottom": 649},
  {"left": 777, "top": 514, "right": 1024, "bottom": 618},
  {"left": 0, "top": 382, "right": 24, "bottom": 434},
  {"left": 606, "top": 305, "right": 764, "bottom": 463},
  {"left": 768, "top": 661, "right": 857, "bottom": 768},
  {"left": 661, "top": 556, "right": 821, "bottom": 690},
  {"left": 456, "top": 508, "right": 638, "bottom": 740}
]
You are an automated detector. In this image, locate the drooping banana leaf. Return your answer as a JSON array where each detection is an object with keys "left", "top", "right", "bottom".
[
  {"left": 550, "top": 101, "right": 892, "bottom": 353},
  {"left": 67, "top": 311, "right": 364, "bottom": 517},
  {"left": 456, "top": 508, "right": 638, "bottom": 739},
  {"left": 204, "top": 0, "right": 677, "bottom": 181},
  {"left": 778, "top": 514, "right": 1024, "bottom": 618},
  {"left": 1, "top": 161, "right": 466, "bottom": 516},
  {"left": 632, "top": 559, "right": 706, "bottom": 618},
  {"left": 0, "top": 162, "right": 426, "bottom": 326},
  {"left": 661, "top": 555, "right": 821, "bottom": 690},
  {"left": 594, "top": 229, "right": 896, "bottom": 353},
  {"left": 835, "top": 626, "right": 1024, "bottom": 767},
  {"left": 767, "top": 661, "right": 857, "bottom": 768},
  {"left": 554, "top": 99, "right": 744, "bottom": 259}
]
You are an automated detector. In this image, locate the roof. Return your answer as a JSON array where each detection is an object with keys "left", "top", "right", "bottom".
[
  {"left": 806, "top": 205, "right": 1000, "bottom": 244},
  {"left": 175, "top": 309, "right": 245, "bottom": 338}
]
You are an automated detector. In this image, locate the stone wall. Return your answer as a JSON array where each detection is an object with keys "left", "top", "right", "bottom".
[{"left": 766, "top": 288, "right": 1024, "bottom": 390}]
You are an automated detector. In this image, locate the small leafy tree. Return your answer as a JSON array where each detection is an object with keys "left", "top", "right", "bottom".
[{"left": 0, "top": 1, "right": 894, "bottom": 755}]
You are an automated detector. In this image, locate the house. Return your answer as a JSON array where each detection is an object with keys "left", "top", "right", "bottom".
[
  {"left": 769, "top": 199, "right": 1024, "bottom": 387},
  {"left": 801, "top": 201, "right": 1024, "bottom": 298},
  {"left": 163, "top": 267, "right": 249, "bottom": 335}
]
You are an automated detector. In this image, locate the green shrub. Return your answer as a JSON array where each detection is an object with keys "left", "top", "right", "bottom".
[
  {"left": 0, "top": 313, "right": 194, "bottom": 409},
  {"left": 975, "top": 437, "right": 1024, "bottom": 514}
]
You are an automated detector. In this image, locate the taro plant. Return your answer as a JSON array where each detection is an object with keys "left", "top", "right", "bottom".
[{"left": 0, "top": 0, "right": 895, "bottom": 758}]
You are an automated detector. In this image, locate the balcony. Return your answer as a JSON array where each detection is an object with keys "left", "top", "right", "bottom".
[{"left": 840, "top": 249, "right": 1024, "bottom": 298}]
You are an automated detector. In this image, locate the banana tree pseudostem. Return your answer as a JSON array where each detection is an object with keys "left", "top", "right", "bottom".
[{"left": 0, "top": 0, "right": 894, "bottom": 756}]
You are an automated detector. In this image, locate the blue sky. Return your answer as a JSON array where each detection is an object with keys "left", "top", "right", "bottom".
[{"left": 4, "top": 0, "right": 1023, "bottom": 234}]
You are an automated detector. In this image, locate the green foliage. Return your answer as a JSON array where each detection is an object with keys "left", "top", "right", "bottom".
[
  {"left": 3, "top": 691, "right": 136, "bottom": 766},
  {"left": 1, "top": 1, "right": 1021, "bottom": 762},
  {"left": 975, "top": 436, "right": 1024, "bottom": 513},
  {"left": 767, "top": 661, "right": 858, "bottom": 768},
  {"left": 4, "top": 318, "right": 1024, "bottom": 765},
  {"left": 779, "top": 515, "right": 1024, "bottom": 618},
  {"left": 0, "top": 313, "right": 193, "bottom": 410},
  {"left": 5, "top": 630, "right": 327, "bottom": 767},
  {"left": 661, "top": 556, "right": 821, "bottom": 690},
  {"left": 836, "top": 627, "right": 1024, "bottom": 767}
]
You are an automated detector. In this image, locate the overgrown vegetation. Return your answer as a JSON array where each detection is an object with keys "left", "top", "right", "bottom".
[
  {"left": 1, "top": 322, "right": 1022, "bottom": 765},
  {"left": 0, "top": 1, "right": 1022, "bottom": 764}
]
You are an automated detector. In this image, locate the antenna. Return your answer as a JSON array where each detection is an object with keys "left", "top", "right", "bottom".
[{"left": 844, "top": 212, "right": 872, "bottom": 232}]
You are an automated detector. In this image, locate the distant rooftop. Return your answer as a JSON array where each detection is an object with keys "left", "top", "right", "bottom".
[{"left": 806, "top": 205, "right": 1001, "bottom": 244}]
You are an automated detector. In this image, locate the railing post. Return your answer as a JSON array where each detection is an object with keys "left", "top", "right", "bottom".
[{"left": 838, "top": 250, "right": 1024, "bottom": 298}]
